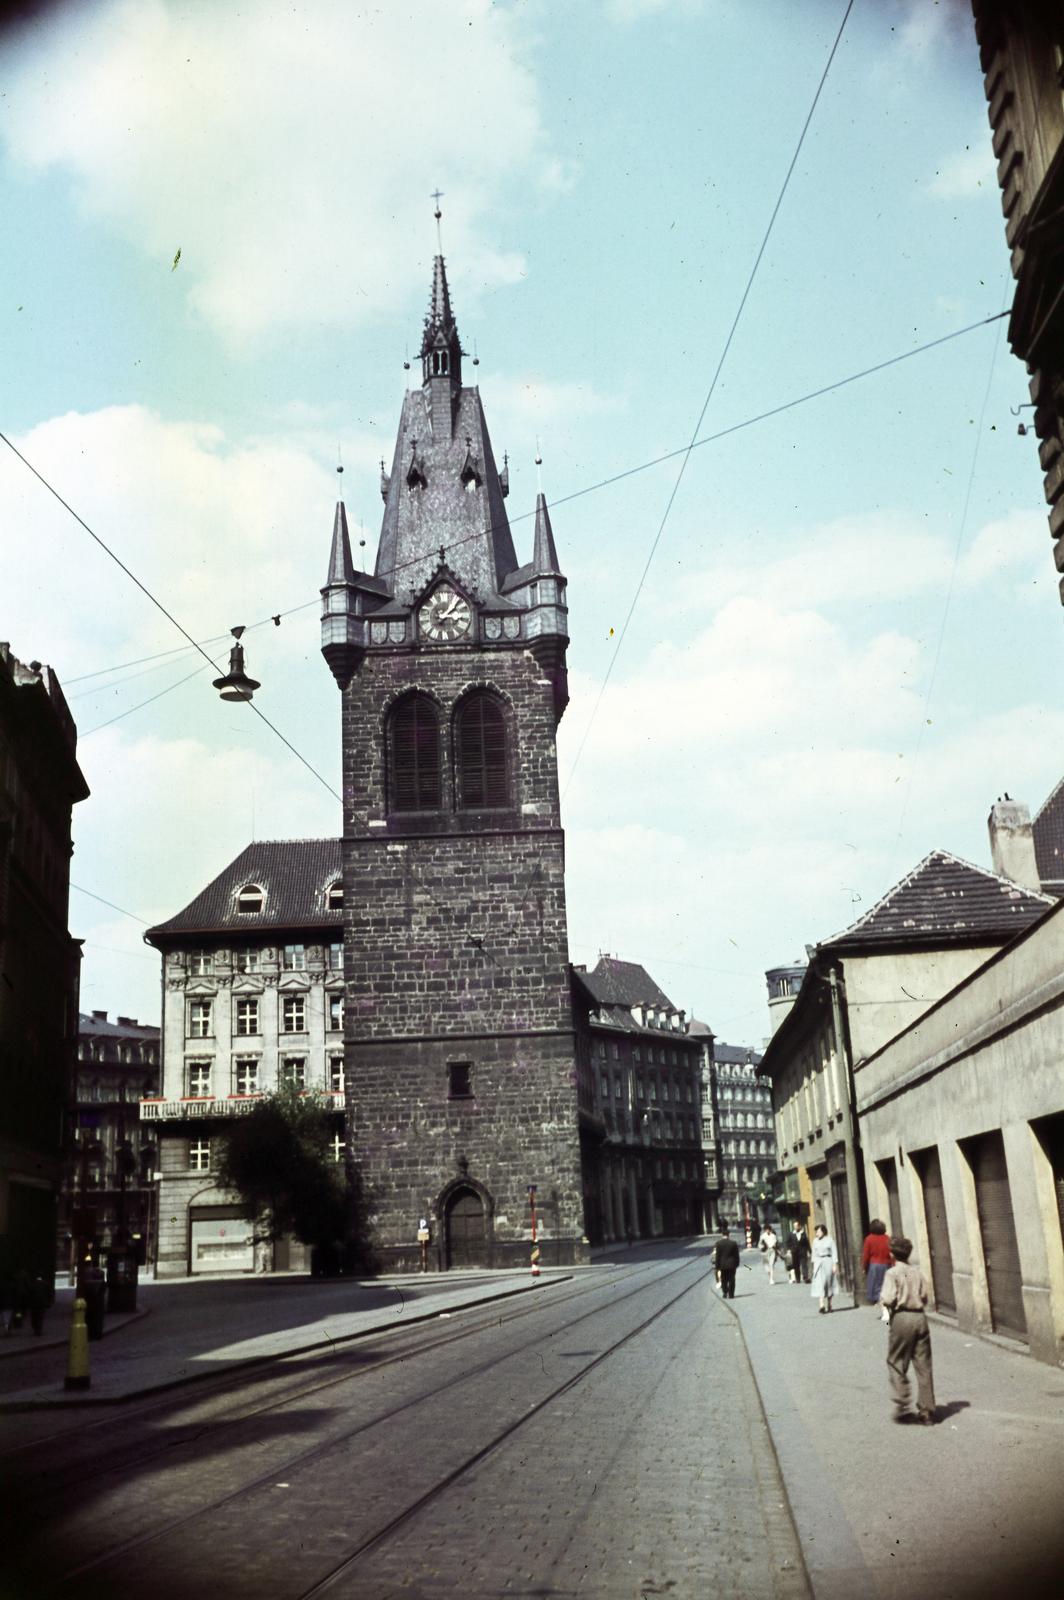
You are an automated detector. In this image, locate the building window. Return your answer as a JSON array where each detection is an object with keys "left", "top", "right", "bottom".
[
  {"left": 234, "top": 948, "right": 260, "bottom": 973},
  {"left": 650, "top": 1079, "right": 658, "bottom": 1101},
  {"left": 328, "top": 940, "right": 343, "bottom": 971},
  {"left": 614, "top": 1076, "right": 623, "bottom": 1099},
  {"left": 329, "top": 1056, "right": 345, "bottom": 1093},
  {"left": 283, "top": 944, "right": 306, "bottom": 971},
  {"left": 327, "top": 881, "right": 344, "bottom": 910},
  {"left": 189, "top": 1139, "right": 211, "bottom": 1173},
  {"left": 236, "top": 884, "right": 264, "bottom": 915},
  {"left": 448, "top": 1061, "right": 473, "bottom": 1099},
  {"left": 281, "top": 1057, "right": 306, "bottom": 1089},
  {"left": 235, "top": 998, "right": 259, "bottom": 1036},
  {"left": 636, "top": 1077, "right": 645, "bottom": 1101},
  {"left": 331, "top": 1131, "right": 345, "bottom": 1163},
  {"left": 188, "top": 1000, "right": 212, "bottom": 1038},
  {"left": 187, "top": 1062, "right": 211, "bottom": 1098},
  {"left": 328, "top": 994, "right": 344, "bottom": 1032},
  {"left": 599, "top": 1072, "right": 610, "bottom": 1100},
  {"left": 189, "top": 952, "right": 213, "bottom": 975},
  {"left": 387, "top": 691, "right": 442, "bottom": 812},
  {"left": 234, "top": 1058, "right": 259, "bottom": 1096},
  {"left": 282, "top": 995, "right": 306, "bottom": 1033},
  {"left": 662, "top": 1079, "right": 670, "bottom": 1102},
  {"left": 455, "top": 692, "right": 509, "bottom": 809}
]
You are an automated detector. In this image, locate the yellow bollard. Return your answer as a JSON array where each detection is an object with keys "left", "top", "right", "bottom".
[{"left": 64, "top": 1297, "right": 90, "bottom": 1392}]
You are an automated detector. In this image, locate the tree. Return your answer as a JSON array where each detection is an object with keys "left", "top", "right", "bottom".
[{"left": 215, "top": 1086, "right": 367, "bottom": 1267}]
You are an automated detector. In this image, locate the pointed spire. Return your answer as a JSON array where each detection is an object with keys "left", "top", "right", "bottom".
[
  {"left": 420, "top": 255, "right": 462, "bottom": 390},
  {"left": 532, "top": 492, "right": 562, "bottom": 577},
  {"left": 326, "top": 501, "right": 356, "bottom": 585}
]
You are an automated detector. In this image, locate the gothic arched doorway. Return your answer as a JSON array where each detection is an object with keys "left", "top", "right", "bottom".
[{"left": 445, "top": 1185, "right": 486, "bottom": 1269}]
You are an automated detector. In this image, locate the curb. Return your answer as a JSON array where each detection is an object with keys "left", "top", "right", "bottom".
[
  {"left": 0, "top": 1273, "right": 572, "bottom": 1412},
  {"left": 0, "top": 1306, "right": 150, "bottom": 1363}
]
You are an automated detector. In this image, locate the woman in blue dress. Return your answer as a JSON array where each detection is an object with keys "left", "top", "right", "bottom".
[{"left": 810, "top": 1222, "right": 838, "bottom": 1313}]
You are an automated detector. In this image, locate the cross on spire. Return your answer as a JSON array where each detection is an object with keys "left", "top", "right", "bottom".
[{"left": 431, "top": 188, "right": 444, "bottom": 251}]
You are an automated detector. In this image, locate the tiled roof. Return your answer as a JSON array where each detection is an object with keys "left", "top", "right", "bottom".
[
  {"left": 79, "top": 1012, "right": 159, "bottom": 1040},
  {"left": 1033, "top": 776, "right": 1064, "bottom": 893},
  {"left": 822, "top": 849, "right": 1053, "bottom": 950},
  {"left": 713, "top": 1040, "right": 763, "bottom": 1067},
  {"left": 583, "top": 956, "right": 676, "bottom": 1010},
  {"left": 147, "top": 839, "right": 342, "bottom": 939}
]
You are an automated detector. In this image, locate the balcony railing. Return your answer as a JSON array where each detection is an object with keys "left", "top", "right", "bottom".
[{"left": 140, "top": 1091, "right": 345, "bottom": 1122}]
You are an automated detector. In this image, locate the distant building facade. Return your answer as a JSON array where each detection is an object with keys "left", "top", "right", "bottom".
[
  {"left": 64, "top": 1012, "right": 160, "bottom": 1271},
  {"left": 688, "top": 1018, "right": 722, "bottom": 1233},
  {"left": 0, "top": 642, "right": 88, "bottom": 1284},
  {"left": 144, "top": 841, "right": 346, "bottom": 1276},
  {"left": 761, "top": 850, "right": 1053, "bottom": 1291},
  {"left": 765, "top": 964, "right": 807, "bottom": 1036},
  {"left": 972, "top": 1, "right": 1064, "bottom": 600},
  {"left": 711, "top": 1042, "right": 777, "bottom": 1230},
  {"left": 573, "top": 957, "right": 712, "bottom": 1244}
]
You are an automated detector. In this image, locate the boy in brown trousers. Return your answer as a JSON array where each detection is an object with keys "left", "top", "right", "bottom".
[{"left": 879, "top": 1235, "right": 936, "bottom": 1425}]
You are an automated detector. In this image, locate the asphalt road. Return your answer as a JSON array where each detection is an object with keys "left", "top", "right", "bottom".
[{"left": 0, "top": 1249, "right": 807, "bottom": 1600}]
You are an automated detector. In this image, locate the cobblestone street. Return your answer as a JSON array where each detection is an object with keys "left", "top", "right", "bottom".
[{"left": 0, "top": 1241, "right": 1060, "bottom": 1599}]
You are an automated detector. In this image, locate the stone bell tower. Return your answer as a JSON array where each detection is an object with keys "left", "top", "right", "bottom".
[{"left": 321, "top": 248, "right": 585, "bottom": 1270}]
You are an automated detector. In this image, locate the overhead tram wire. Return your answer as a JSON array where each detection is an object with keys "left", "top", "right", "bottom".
[
  {"left": 81, "top": 663, "right": 211, "bottom": 736},
  {"left": 562, "top": 0, "right": 855, "bottom": 797},
  {"left": 0, "top": 428, "right": 341, "bottom": 804},
  {"left": 27, "top": 304, "right": 1011, "bottom": 700},
  {"left": 70, "top": 883, "right": 151, "bottom": 925}
]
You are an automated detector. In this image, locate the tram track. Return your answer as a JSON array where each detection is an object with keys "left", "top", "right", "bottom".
[
  {"left": 43, "top": 1255, "right": 708, "bottom": 1593},
  {"left": 1, "top": 1259, "right": 657, "bottom": 1467}
]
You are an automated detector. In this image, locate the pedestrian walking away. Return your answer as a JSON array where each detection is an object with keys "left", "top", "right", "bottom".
[
  {"left": 810, "top": 1222, "right": 838, "bottom": 1313},
  {"left": 714, "top": 1230, "right": 740, "bottom": 1300},
  {"left": 879, "top": 1235, "right": 936, "bottom": 1425},
  {"left": 861, "top": 1219, "right": 893, "bottom": 1306},
  {"left": 758, "top": 1223, "right": 780, "bottom": 1285}
]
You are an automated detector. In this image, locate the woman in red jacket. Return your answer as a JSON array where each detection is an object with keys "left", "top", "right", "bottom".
[{"left": 861, "top": 1219, "right": 893, "bottom": 1305}]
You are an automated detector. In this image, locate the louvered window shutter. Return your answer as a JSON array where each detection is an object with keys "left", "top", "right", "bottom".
[
  {"left": 458, "top": 694, "right": 509, "bottom": 809},
  {"left": 389, "top": 694, "right": 441, "bottom": 811}
]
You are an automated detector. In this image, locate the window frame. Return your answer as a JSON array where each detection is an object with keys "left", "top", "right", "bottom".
[
  {"left": 447, "top": 1060, "right": 473, "bottom": 1100},
  {"left": 454, "top": 690, "right": 510, "bottom": 811},
  {"left": 282, "top": 995, "right": 306, "bottom": 1034},
  {"left": 234, "top": 997, "right": 260, "bottom": 1037},
  {"left": 188, "top": 999, "right": 213, "bottom": 1039},
  {"left": 386, "top": 691, "right": 442, "bottom": 813}
]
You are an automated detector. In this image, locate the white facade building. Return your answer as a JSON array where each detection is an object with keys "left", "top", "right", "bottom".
[{"left": 144, "top": 840, "right": 345, "bottom": 1275}]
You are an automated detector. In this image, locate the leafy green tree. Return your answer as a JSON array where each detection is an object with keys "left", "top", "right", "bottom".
[{"left": 215, "top": 1086, "right": 368, "bottom": 1266}]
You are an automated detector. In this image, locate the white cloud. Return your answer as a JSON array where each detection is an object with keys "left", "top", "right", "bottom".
[{"left": 2, "top": 0, "right": 556, "bottom": 342}]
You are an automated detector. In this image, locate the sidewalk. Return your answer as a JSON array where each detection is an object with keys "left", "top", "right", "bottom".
[
  {"left": 0, "top": 1268, "right": 571, "bottom": 1411},
  {"left": 725, "top": 1244, "right": 1064, "bottom": 1600}
]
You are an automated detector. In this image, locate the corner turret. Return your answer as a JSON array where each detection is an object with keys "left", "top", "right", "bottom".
[{"left": 320, "top": 501, "right": 389, "bottom": 689}]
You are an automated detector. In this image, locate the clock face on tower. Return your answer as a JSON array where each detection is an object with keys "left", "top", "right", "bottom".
[{"left": 419, "top": 583, "right": 472, "bottom": 642}]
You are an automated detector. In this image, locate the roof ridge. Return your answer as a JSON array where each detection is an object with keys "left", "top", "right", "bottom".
[
  {"left": 1033, "top": 772, "right": 1064, "bottom": 824},
  {"left": 824, "top": 849, "right": 946, "bottom": 944},
  {"left": 933, "top": 846, "right": 1055, "bottom": 904}
]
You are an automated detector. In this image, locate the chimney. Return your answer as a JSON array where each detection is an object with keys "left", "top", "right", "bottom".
[
  {"left": 117, "top": 1016, "right": 137, "bottom": 1027},
  {"left": 91, "top": 1009, "right": 108, "bottom": 1021},
  {"left": 988, "top": 798, "right": 1041, "bottom": 892}
]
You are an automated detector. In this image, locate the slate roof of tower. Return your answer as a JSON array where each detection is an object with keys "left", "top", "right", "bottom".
[
  {"left": 146, "top": 840, "right": 343, "bottom": 939},
  {"left": 1033, "top": 775, "right": 1064, "bottom": 892},
  {"left": 822, "top": 849, "right": 1053, "bottom": 950},
  {"left": 582, "top": 956, "right": 676, "bottom": 1010}
]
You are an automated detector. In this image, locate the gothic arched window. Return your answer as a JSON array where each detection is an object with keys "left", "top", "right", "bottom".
[
  {"left": 456, "top": 692, "right": 509, "bottom": 809},
  {"left": 387, "top": 692, "right": 442, "bottom": 811}
]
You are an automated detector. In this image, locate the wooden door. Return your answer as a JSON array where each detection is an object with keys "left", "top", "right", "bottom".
[
  {"left": 446, "top": 1187, "right": 486, "bottom": 1269},
  {"left": 969, "top": 1132, "right": 1026, "bottom": 1342},
  {"left": 914, "top": 1146, "right": 955, "bottom": 1314},
  {"left": 876, "top": 1157, "right": 903, "bottom": 1237},
  {"left": 830, "top": 1176, "right": 853, "bottom": 1293}
]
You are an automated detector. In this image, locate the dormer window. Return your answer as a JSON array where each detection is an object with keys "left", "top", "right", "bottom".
[
  {"left": 236, "top": 884, "right": 264, "bottom": 915},
  {"left": 327, "top": 881, "right": 344, "bottom": 911}
]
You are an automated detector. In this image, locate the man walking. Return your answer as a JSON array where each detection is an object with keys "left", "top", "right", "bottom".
[
  {"left": 879, "top": 1236, "right": 936, "bottom": 1425},
  {"left": 714, "top": 1229, "right": 740, "bottom": 1300}
]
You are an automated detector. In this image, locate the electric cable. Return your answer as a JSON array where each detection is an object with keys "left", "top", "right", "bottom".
[
  {"left": 70, "top": 882, "right": 151, "bottom": 925},
  {"left": 0, "top": 427, "right": 341, "bottom": 803},
  {"left": 80, "top": 664, "right": 211, "bottom": 736},
  {"left": 562, "top": 0, "right": 854, "bottom": 797}
]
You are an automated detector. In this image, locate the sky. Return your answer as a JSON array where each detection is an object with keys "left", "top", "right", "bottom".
[{"left": 3, "top": 0, "right": 1062, "bottom": 1047}]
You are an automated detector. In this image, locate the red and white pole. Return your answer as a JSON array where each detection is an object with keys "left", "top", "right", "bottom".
[{"left": 529, "top": 1184, "right": 540, "bottom": 1278}]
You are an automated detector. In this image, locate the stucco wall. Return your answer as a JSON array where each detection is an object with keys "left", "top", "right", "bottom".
[
  {"left": 856, "top": 905, "right": 1064, "bottom": 1365},
  {"left": 843, "top": 946, "right": 1002, "bottom": 1064}
]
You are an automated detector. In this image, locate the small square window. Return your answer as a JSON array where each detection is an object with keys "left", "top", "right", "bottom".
[
  {"left": 283, "top": 944, "right": 306, "bottom": 971},
  {"left": 189, "top": 952, "right": 213, "bottom": 975},
  {"left": 448, "top": 1061, "right": 472, "bottom": 1099},
  {"left": 234, "top": 948, "right": 260, "bottom": 974},
  {"left": 327, "top": 882, "right": 344, "bottom": 911}
]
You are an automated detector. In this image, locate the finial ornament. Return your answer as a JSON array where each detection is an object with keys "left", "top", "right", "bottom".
[{"left": 431, "top": 188, "right": 444, "bottom": 252}]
